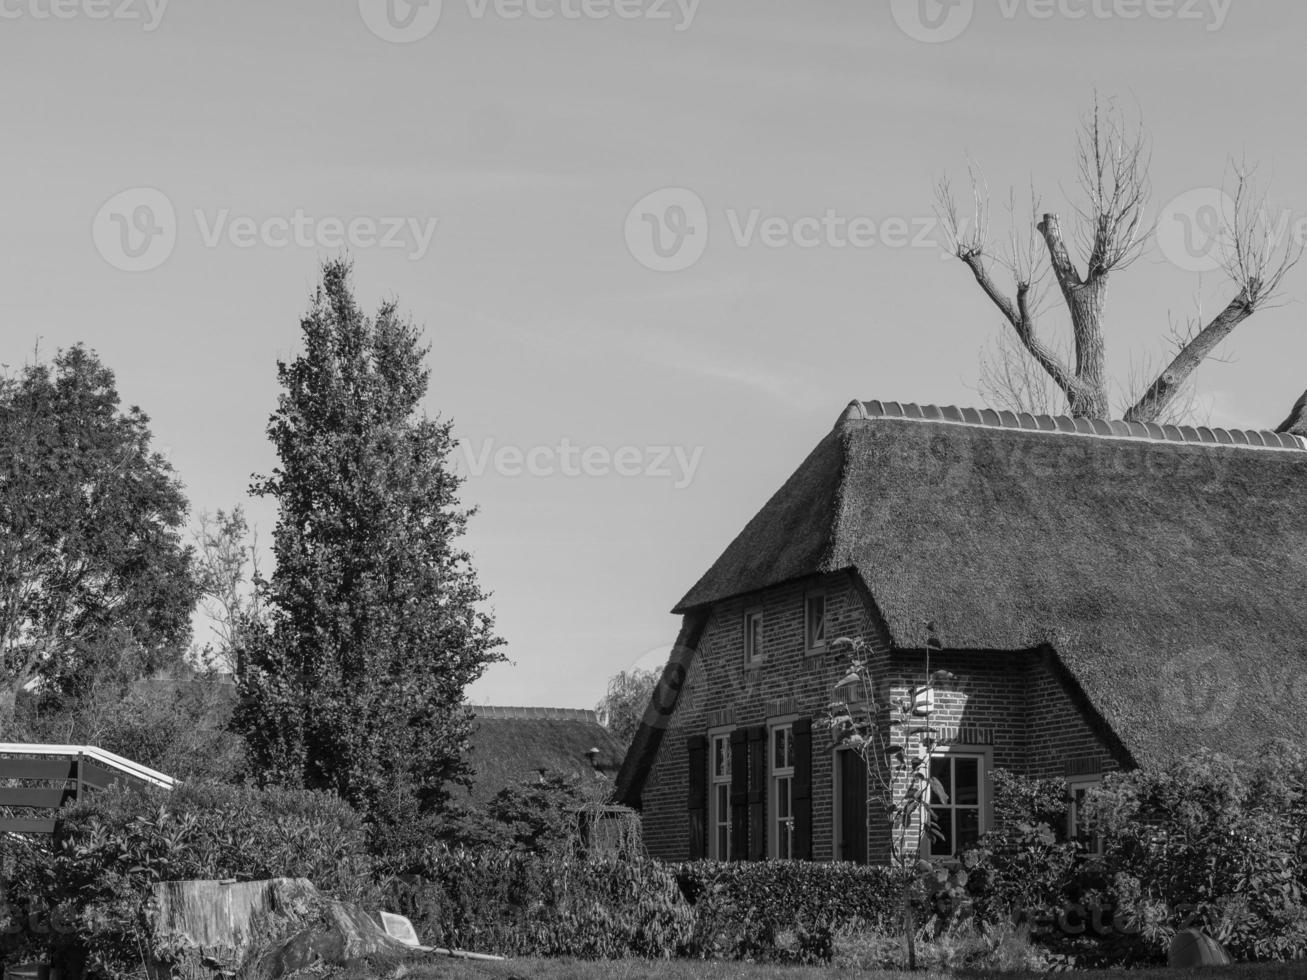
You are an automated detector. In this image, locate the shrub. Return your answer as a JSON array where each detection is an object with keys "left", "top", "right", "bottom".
[
  {"left": 18, "top": 781, "right": 370, "bottom": 979},
  {"left": 673, "top": 860, "right": 900, "bottom": 963},
  {"left": 967, "top": 770, "right": 1083, "bottom": 919},
  {"left": 382, "top": 849, "right": 693, "bottom": 959},
  {"left": 1087, "top": 744, "right": 1307, "bottom": 962}
]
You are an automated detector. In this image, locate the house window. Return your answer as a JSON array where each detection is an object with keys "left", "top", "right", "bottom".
[
  {"left": 926, "top": 752, "right": 986, "bottom": 857},
  {"left": 805, "top": 593, "right": 827, "bottom": 651},
  {"left": 709, "top": 732, "right": 732, "bottom": 859},
  {"left": 1067, "top": 775, "right": 1103, "bottom": 855},
  {"left": 744, "top": 609, "right": 764, "bottom": 665},
  {"left": 771, "top": 722, "right": 795, "bottom": 858}
]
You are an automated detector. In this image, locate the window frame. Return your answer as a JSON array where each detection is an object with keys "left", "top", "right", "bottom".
[
  {"left": 743, "top": 607, "right": 764, "bottom": 665},
  {"left": 708, "top": 729, "right": 733, "bottom": 860},
  {"left": 922, "top": 746, "right": 992, "bottom": 859},
  {"left": 769, "top": 719, "right": 798, "bottom": 859},
  {"left": 1067, "top": 774, "right": 1103, "bottom": 856},
  {"left": 804, "top": 590, "right": 828, "bottom": 653}
]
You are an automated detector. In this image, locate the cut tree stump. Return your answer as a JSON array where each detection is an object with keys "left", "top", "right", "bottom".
[{"left": 148, "top": 878, "right": 423, "bottom": 980}]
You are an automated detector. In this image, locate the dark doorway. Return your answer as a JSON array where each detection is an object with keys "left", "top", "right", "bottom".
[{"left": 836, "top": 749, "right": 868, "bottom": 863}]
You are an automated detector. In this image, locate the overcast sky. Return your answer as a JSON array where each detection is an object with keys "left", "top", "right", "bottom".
[{"left": 3, "top": 0, "right": 1305, "bottom": 709}]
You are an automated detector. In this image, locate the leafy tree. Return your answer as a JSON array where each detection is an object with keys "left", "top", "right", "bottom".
[
  {"left": 596, "top": 667, "right": 660, "bottom": 747},
  {"left": 234, "top": 260, "right": 504, "bottom": 833},
  {"left": 0, "top": 345, "right": 196, "bottom": 723}
]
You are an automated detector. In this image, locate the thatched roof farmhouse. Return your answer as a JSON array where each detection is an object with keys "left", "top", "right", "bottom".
[{"left": 617, "top": 400, "right": 1307, "bottom": 864}]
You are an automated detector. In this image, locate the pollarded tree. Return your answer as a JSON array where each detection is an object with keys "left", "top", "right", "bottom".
[
  {"left": 234, "top": 260, "right": 504, "bottom": 828},
  {"left": 0, "top": 346, "right": 196, "bottom": 724},
  {"left": 937, "top": 97, "right": 1301, "bottom": 423}
]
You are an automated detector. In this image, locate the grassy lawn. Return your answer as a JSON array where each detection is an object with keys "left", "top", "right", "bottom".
[{"left": 394, "top": 957, "right": 1304, "bottom": 980}]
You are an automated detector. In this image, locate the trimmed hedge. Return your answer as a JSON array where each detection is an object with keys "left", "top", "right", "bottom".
[
  {"left": 673, "top": 860, "right": 900, "bottom": 963},
  {"left": 5, "top": 781, "right": 372, "bottom": 979},
  {"left": 382, "top": 854, "right": 900, "bottom": 964},
  {"left": 382, "top": 850, "right": 692, "bottom": 959}
]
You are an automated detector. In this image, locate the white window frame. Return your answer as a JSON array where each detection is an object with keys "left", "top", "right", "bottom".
[
  {"left": 1067, "top": 774, "right": 1103, "bottom": 856},
  {"left": 769, "top": 719, "right": 797, "bottom": 859},
  {"left": 744, "top": 608, "right": 764, "bottom": 665},
  {"left": 805, "top": 591, "right": 827, "bottom": 653},
  {"left": 709, "top": 730, "right": 733, "bottom": 860},
  {"left": 923, "top": 746, "right": 992, "bottom": 859}
]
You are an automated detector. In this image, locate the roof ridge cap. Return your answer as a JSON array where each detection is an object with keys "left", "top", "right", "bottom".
[
  {"left": 838, "top": 399, "right": 1307, "bottom": 453},
  {"left": 473, "top": 706, "right": 599, "bottom": 723}
]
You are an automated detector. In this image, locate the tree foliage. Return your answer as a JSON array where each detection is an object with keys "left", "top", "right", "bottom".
[
  {"left": 234, "top": 260, "right": 504, "bottom": 830},
  {"left": 596, "top": 667, "right": 660, "bottom": 747},
  {"left": 191, "top": 507, "right": 259, "bottom": 671},
  {"left": 0, "top": 345, "right": 196, "bottom": 722}
]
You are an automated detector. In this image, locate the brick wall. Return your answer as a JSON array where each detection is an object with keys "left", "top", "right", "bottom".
[{"left": 640, "top": 575, "right": 1121, "bottom": 863}]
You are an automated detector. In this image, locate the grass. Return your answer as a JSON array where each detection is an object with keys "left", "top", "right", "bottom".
[{"left": 392, "top": 958, "right": 1304, "bottom": 980}]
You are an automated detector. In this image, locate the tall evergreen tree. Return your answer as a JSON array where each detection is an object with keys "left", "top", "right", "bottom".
[{"left": 235, "top": 261, "right": 502, "bottom": 828}]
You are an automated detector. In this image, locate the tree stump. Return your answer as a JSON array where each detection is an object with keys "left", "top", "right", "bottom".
[{"left": 148, "top": 878, "right": 421, "bottom": 979}]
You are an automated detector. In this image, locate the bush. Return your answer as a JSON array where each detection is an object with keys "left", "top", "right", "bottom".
[
  {"left": 1088, "top": 744, "right": 1307, "bottom": 962},
  {"left": 967, "top": 770, "right": 1083, "bottom": 919},
  {"left": 673, "top": 860, "right": 900, "bottom": 963},
  {"left": 13, "top": 781, "right": 370, "bottom": 979},
  {"left": 382, "top": 849, "right": 692, "bottom": 959}
]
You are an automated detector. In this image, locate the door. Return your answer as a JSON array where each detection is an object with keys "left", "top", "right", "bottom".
[{"left": 836, "top": 749, "right": 868, "bottom": 863}]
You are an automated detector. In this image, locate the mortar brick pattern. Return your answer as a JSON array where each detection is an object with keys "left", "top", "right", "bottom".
[{"left": 641, "top": 576, "right": 1119, "bottom": 863}]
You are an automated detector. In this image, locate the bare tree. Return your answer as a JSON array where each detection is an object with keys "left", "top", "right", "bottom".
[{"left": 939, "top": 97, "right": 1301, "bottom": 423}]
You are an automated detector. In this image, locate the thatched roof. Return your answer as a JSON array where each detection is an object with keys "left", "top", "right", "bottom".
[
  {"left": 672, "top": 400, "right": 1307, "bottom": 767},
  {"left": 465, "top": 707, "right": 626, "bottom": 803}
]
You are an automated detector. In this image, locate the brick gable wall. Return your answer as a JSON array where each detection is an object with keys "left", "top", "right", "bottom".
[{"left": 639, "top": 574, "right": 1120, "bottom": 863}]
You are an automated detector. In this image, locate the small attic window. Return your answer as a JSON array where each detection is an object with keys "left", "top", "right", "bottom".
[
  {"left": 805, "top": 593, "right": 827, "bottom": 652},
  {"left": 744, "top": 609, "right": 764, "bottom": 665}
]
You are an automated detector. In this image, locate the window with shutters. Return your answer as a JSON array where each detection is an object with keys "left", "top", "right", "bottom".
[
  {"left": 926, "top": 749, "right": 990, "bottom": 858},
  {"left": 709, "top": 730, "right": 732, "bottom": 860},
  {"left": 770, "top": 722, "right": 795, "bottom": 859}
]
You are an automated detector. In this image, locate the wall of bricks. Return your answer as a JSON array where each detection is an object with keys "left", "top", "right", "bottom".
[{"left": 640, "top": 575, "right": 1121, "bottom": 863}]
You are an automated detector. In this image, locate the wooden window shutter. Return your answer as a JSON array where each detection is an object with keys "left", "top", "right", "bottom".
[
  {"left": 686, "top": 735, "right": 708, "bottom": 860},
  {"left": 729, "top": 729, "right": 748, "bottom": 862},
  {"left": 747, "top": 725, "right": 767, "bottom": 862},
  {"left": 792, "top": 718, "right": 814, "bottom": 861}
]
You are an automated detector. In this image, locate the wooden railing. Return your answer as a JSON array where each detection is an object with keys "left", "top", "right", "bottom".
[{"left": 0, "top": 743, "right": 175, "bottom": 835}]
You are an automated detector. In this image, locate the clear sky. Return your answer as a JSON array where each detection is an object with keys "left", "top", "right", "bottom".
[{"left": 3, "top": 0, "right": 1305, "bottom": 710}]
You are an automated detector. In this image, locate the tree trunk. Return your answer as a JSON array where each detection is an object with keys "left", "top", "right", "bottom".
[
  {"left": 1277, "top": 390, "right": 1307, "bottom": 437},
  {"left": 1038, "top": 213, "right": 1111, "bottom": 418},
  {"left": 1125, "top": 291, "right": 1255, "bottom": 424}
]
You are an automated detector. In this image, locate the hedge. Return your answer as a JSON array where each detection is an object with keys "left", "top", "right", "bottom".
[
  {"left": 381, "top": 849, "right": 693, "bottom": 959},
  {"left": 672, "top": 860, "right": 901, "bottom": 963},
  {"left": 3, "top": 781, "right": 372, "bottom": 979}
]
